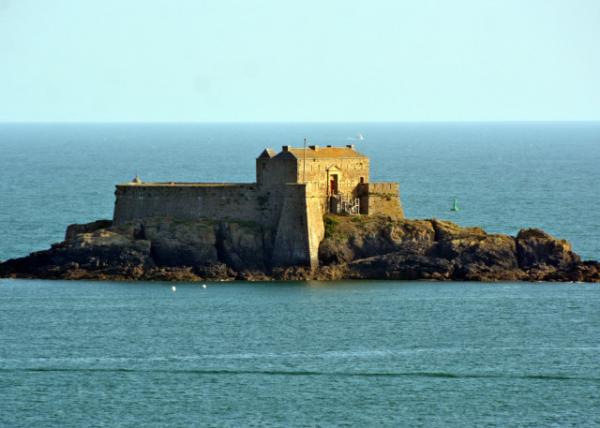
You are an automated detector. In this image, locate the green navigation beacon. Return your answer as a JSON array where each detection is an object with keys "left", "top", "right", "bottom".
[{"left": 451, "top": 197, "right": 459, "bottom": 212}]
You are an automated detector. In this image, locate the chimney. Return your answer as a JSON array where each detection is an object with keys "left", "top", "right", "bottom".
[
  {"left": 282, "top": 145, "right": 289, "bottom": 152},
  {"left": 346, "top": 144, "right": 355, "bottom": 149},
  {"left": 308, "top": 145, "right": 319, "bottom": 150}
]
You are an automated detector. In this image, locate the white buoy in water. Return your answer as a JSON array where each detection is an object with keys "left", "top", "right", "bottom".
[
  {"left": 171, "top": 286, "right": 176, "bottom": 292},
  {"left": 202, "top": 284, "right": 207, "bottom": 289}
]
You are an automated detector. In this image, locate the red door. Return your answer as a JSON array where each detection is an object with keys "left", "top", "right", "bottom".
[{"left": 329, "top": 175, "right": 338, "bottom": 194}]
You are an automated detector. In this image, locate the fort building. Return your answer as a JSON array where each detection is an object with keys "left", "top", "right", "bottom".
[{"left": 113, "top": 144, "right": 403, "bottom": 269}]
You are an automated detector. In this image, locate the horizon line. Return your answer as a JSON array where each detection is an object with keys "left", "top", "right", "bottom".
[{"left": 1, "top": 119, "right": 600, "bottom": 125}]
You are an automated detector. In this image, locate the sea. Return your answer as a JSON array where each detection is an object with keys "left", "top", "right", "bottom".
[{"left": 1, "top": 122, "right": 599, "bottom": 426}]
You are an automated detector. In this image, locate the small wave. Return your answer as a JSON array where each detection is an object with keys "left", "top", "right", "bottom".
[{"left": 1, "top": 368, "right": 598, "bottom": 382}]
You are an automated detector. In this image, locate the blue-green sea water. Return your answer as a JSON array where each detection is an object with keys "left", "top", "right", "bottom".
[
  {"left": 1, "top": 281, "right": 599, "bottom": 427},
  {"left": 1, "top": 123, "right": 600, "bottom": 426}
]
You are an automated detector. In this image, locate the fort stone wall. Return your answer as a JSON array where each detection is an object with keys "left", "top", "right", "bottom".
[
  {"left": 358, "top": 182, "right": 404, "bottom": 218},
  {"left": 112, "top": 145, "right": 403, "bottom": 268},
  {"left": 272, "top": 183, "right": 324, "bottom": 269},
  {"left": 113, "top": 184, "right": 261, "bottom": 225},
  {"left": 256, "top": 156, "right": 298, "bottom": 227},
  {"left": 297, "top": 155, "right": 370, "bottom": 214},
  {"left": 298, "top": 157, "right": 369, "bottom": 193}
]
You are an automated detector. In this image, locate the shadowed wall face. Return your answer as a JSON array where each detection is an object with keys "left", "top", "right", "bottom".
[{"left": 272, "top": 183, "right": 324, "bottom": 269}]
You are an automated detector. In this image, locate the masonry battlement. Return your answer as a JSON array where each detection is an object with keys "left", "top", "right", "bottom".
[{"left": 113, "top": 145, "right": 403, "bottom": 268}]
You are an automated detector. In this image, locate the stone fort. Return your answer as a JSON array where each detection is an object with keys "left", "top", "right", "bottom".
[{"left": 113, "top": 144, "right": 403, "bottom": 268}]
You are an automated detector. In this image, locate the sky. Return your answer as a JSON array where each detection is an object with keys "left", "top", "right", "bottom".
[{"left": 0, "top": 0, "right": 599, "bottom": 122}]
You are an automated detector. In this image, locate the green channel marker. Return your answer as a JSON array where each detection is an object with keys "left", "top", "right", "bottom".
[{"left": 451, "top": 197, "right": 460, "bottom": 212}]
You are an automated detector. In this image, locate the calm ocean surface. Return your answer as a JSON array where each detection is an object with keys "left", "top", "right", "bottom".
[{"left": 1, "top": 123, "right": 600, "bottom": 426}]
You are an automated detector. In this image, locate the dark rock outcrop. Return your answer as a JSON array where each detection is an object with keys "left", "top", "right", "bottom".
[
  {"left": 1, "top": 215, "right": 599, "bottom": 282},
  {"left": 516, "top": 228, "right": 580, "bottom": 269}
]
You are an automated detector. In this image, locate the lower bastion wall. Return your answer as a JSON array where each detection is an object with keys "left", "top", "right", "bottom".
[
  {"left": 113, "top": 182, "right": 324, "bottom": 268},
  {"left": 113, "top": 184, "right": 261, "bottom": 225},
  {"left": 272, "top": 183, "right": 325, "bottom": 269}
]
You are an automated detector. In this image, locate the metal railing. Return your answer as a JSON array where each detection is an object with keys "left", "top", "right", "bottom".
[{"left": 329, "top": 194, "right": 360, "bottom": 215}]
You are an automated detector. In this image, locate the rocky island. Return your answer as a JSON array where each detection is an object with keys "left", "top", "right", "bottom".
[
  {"left": 1, "top": 215, "right": 599, "bottom": 282},
  {"left": 1, "top": 144, "right": 598, "bottom": 282}
]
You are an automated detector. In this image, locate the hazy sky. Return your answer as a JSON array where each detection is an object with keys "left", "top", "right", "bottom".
[{"left": 0, "top": 0, "right": 599, "bottom": 122}]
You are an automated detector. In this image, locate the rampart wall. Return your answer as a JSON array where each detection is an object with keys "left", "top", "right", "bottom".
[
  {"left": 113, "top": 182, "right": 324, "bottom": 268},
  {"left": 358, "top": 182, "right": 404, "bottom": 218},
  {"left": 113, "top": 184, "right": 261, "bottom": 225}
]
